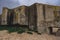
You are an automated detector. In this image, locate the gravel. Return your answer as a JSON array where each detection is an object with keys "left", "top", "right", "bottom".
[{"left": 0, "top": 30, "right": 60, "bottom": 40}]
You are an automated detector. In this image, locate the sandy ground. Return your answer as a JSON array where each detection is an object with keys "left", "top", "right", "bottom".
[{"left": 0, "top": 30, "right": 60, "bottom": 40}]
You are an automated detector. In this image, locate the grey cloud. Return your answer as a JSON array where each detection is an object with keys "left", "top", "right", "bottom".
[{"left": 0, "top": 0, "right": 60, "bottom": 14}]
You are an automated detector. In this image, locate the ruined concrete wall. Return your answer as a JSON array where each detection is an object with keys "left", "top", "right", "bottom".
[
  {"left": 44, "top": 6, "right": 60, "bottom": 28},
  {"left": 13, "top": 8, "right": 18, "bottom": 24},
  {"left": 1, "top": 3, "right": 60, "bottom": 34},
  {"left": 7, "top": 9, "right": 14, "bottom": 25},
  {"left": 25, "top": 7, "right": 29, "bottom": 25},
  {"left": 45, "top": 5, "right": 55, "bottom": 22},
  {"left": 28, "top": 4, "right": 37, "bottom": 30},
  {"left": 1, "top": 7, "right": 8, "bottom": 25},
  {"left": 28, "top": 3, "right": 46, "bottom": 33},
  {"left": 19, "top": 6, "right": 28, "bottom": 25},
  {"left": 36, "top": 4, "right": 46, "bottom": 33},
  {"left": 13, "top": 6, "right": 28, "bottom": 25},
  {"left": 53, "top": 6, "right": 60, "bottom": 27},
  {"left": 36, "top": 4, "right": 44, "bottom": 27},
  {"left": 54, "top": 6, "right": 60, "bottom": 21}
]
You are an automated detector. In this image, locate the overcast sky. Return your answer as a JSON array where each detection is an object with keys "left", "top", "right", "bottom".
[{"left": 0, "top": 0, "right": 60, "bottom": 14}]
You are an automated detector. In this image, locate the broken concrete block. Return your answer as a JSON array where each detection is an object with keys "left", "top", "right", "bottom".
[{"left": 37, "top": 27, "right": 46, "bottom": 34}]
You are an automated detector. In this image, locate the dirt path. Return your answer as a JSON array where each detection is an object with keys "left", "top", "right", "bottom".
[{"left": 0, "top": 30, "right": 60, "bottom": 40}]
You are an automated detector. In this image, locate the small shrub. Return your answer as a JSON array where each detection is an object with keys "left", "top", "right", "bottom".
[
  {"left": 17, "top": 30, "right": 25, "bottom": 34},
  {"left": 0, "top": 26, "right": 7, "bottom": 30},
  {"left": 8, "top": 27, "right": 17, "bottom": 33},
  {"left": 17, "top": 27, "right": 25, "bottom": 34}
]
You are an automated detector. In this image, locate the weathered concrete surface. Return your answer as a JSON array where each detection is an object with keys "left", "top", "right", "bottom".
[
  {"left": 28, "top": 3, "right": 45, "bottom": 32},
  {"left": 52, "top": 28, "right": 58, "bottom": 33},
  {"left": 7, "top": 9, "right": 14, "bottom": 25},
  {"left": 36, "top": 4, "right": 44, "bottom": 25},
  {"left": 13, "top": 6, "right": 28, "bottom": 25},
  {"left": 28, "top": 4, "right": 37, "bottom": 30},
  {"left": 45, "top": 5, "right": 55, "bottom": 22},
  {"left": 1, "top": 7, "right": 8, "bottom": 25}
]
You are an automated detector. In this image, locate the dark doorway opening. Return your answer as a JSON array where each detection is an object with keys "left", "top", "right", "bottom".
[{"left": 48, "top": 27, "right": 53, "bottom": 34}]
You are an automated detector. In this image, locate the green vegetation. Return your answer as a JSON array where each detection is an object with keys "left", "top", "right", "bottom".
[
  {"left": 0, "top": 25, "right": 36, "bottom": 34},
  {"left": 0, "top": 26, "right": 27, "bottom": 34},
  {"left": 17, "top": 27, "right": 26, "bottom": 34}
]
